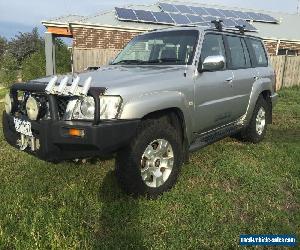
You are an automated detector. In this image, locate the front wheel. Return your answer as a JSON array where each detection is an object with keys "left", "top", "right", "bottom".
[{"left": 115, "top": 118, "right": 183, "bottom": 197}]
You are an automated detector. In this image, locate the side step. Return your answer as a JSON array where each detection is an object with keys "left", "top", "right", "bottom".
[{"left": 189, "top": 123, "right": 242, "bottom": 152}]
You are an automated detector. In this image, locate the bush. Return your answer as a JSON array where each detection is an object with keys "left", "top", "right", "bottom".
[
  {"left": 0, "top": 53, "right": 19, "bottom": 87},
  {"left": 21, "top": 50, "right": 46, "bottom": 82}
]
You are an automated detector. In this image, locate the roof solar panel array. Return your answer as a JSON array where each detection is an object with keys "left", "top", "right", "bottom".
[
  {"left": 115, "top": 7, "right": 258, "bottom": 31},
  {"left": 158, "top": 3, "right": 278, "bottom": 23}
]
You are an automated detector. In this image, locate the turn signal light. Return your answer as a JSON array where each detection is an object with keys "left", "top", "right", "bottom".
[{"left": 69, "top": 128, "right": 85, "bottom": 137}]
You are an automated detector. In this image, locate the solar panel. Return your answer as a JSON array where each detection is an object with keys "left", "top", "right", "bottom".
[
  {"left": 186, "top": 14, "right": 205, "bottom": 23},
  {"left": 221, "top": 9, "right": 238, "bottom": 19},
  {"left": 235, "top": 19, "right": 257, "bottom": 31},
  {"left": 134, "top": 10, "right": 156, "bottom": 23},
  {"left": 115, "top": 7, "right": 137, "bottom": 21},
  {"left": 169, "top": 13, "right": 191, "bottom": 24},
  {"left": 257, "top": 13, "right": 278, "bottom": 23},
  {"left": 191, "top": 6, "right": 209, "bottom": 16},
  {"left": 202, "top": 16, "right": 218, "bottom": 22},
  {"left": 231, "top": 10, "right": 251, "bottom": 20},
  {"left": 173, "top": 4, "right": 195, "bottom": 14},
  {"left": 245, "top": 12, "right": 261, "bottom": 21},
  {"left": 214, "top": 9, "right": 227, "bottom": 18},
  {"left": 159, "top": 3, "right": 179, "bottom": 13},
  {"left": 204, "top": 8, "right": 223, "bottom": 17},
  {"left": 152, "top": 12, "right": 175, "bottom": 24},
  {"left": 222, "top": 18, "right": 238, "bottom": 27}
]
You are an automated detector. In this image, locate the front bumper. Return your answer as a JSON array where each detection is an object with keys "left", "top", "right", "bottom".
[{"left": 3, "top": 112, "right": 140, "bottom": 162}]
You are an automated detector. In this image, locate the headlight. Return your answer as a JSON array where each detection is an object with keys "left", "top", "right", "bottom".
[
  {"left": 72, "top": 95, "right": 122, "bottom": 120},
  {"left": 26, "top": 96, "right": 40, "bottom": 120},
  {"left": 4, "top": 93, "right": 12, "bottom": 114}
]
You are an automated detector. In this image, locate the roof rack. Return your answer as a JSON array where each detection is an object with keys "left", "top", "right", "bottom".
[
  {"left": 211, "top": 20, "right": 223, "bottom": 31},
  {"left": 235, "top": 25, "right": 246, "bottom": 34}
]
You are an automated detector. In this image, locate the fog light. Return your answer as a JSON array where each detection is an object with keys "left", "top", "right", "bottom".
[
  {"left": 4, "top": 93, "right": 12, "bottom": 114},
  {"left": 69, "top": 128, "right": 85, "bottom": 137},
  {"left": 26, "top": 96, "right": 40, "bottom": 120}
]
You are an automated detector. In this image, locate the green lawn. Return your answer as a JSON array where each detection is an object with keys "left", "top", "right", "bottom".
[
  {"left": 0, "top": 88, "right": 7, "bottom": 100},
  {"left": 0, "top": 88, "right": 299, "bottom": 249}
]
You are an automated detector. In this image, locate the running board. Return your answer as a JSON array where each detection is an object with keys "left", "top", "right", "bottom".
[{"left": 189, "top": 124, "right": 242, "bottom": 152}]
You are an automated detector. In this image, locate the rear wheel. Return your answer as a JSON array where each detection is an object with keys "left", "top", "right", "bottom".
[
  {"left": 115, "top": 117, "right": 183, "bottom": 197},
  {"left": 241, "top": 96, "right": 270, "bottom": 143}
]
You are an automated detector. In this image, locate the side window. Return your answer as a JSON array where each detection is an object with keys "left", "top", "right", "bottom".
[
  {"left": 241, "top": 38, "right": 251, "bottom": 68},
  {"left": 201, "top": 34, "right": 226, "bottom": 70},
  {"left": 249, "top": 39, "right": 268, "bottom": 67},
  {"left": 226, "top": 36, "right": 248, "bottom": 69}
]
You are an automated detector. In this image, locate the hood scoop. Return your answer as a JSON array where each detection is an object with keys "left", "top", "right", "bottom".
[{"left": 45, "top": 76, "right": 92, "bottom": 97}]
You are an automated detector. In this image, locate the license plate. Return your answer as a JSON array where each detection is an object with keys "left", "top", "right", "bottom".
[{"left": 14, "top": 118, "right": 33, "bottom": 137}]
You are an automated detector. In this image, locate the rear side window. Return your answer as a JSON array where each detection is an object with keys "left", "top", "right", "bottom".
[
  {"left": 201, "top": 34, "right": 226, "bottom": 69},
  {"left": 248, "top": 39, "right": 268, "bottom": 67},
  {"left": 226, "top": 36, "right": 250, "bottom": 69}
]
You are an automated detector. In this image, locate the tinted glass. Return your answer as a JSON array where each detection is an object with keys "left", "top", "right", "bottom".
[
  {"left": 201, "top": 34, "right": 226, "bottom": 69},
  {"left": 249, "top": 39, "right": 268, "bottom": 66},
  {"left": 241, "top": 38, "right": 251, "bottom": 67},
  {"left": 227, "top": 36, "right": 247, "bottom": 68}
]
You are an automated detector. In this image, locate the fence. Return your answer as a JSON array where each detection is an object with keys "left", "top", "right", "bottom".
[
  {"left": 73, "top": 48, "right": 300, "bottom": 90},
  {"left": 270, "top": 55, "right": 300, "bottom": 90},
  {"left": 73, "top": 48, "right": 121, "bottom": 72}
]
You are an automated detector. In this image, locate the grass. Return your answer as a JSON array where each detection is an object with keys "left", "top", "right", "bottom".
[
  {"left": 0, "top": 88, "right": 7, "bottom": 100},
  {"left": 0, "top": 87, "right": 299, "bottom": 249}
]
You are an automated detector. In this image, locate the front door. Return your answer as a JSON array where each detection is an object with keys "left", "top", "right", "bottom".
[{"left": 194, "top": 33, "right": 236, "bottom": 133}]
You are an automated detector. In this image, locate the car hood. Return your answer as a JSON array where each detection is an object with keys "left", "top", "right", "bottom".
[{"left": 31, "top": 65, "right": 183, "bottom": 90}]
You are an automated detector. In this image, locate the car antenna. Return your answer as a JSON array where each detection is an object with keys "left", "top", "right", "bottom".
[
  {"left": 211, "top": 20, "right": 223, "bottom": 31},
  {"left": 235, "top": 25, "right": 246, "bottom": 34}
]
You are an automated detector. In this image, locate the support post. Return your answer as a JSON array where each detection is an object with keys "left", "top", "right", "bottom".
[{"left": 45, "top": 32, "right": 56, "bottom": 76}]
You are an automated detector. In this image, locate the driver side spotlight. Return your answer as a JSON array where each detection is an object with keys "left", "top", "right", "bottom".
[
  {"left": 4, "top": 93, "right": 12, "bottom": 114},
  {"left": 26, "top": 96, "right": 40, "bottom": 121}
]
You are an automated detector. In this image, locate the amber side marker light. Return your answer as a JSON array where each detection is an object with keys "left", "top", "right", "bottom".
[{"left": 69, "top": 128, "right": 85, "bottom": 137}]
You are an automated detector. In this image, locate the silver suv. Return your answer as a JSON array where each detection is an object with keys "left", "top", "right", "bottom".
[{"left": 3, "top": 26, "right": 278, "bottom": 197}]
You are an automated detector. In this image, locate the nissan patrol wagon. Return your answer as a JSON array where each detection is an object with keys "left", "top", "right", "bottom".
[{"left": 3, "top": 25, "right": 278, "bottom": 197}]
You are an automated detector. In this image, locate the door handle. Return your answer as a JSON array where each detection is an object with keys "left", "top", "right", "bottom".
[{"left": 225, "top": 77, "right": 233, "bottom": 83}]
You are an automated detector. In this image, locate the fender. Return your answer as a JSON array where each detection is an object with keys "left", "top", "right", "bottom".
[
  {"left": 120, "top": 91, "right": 194, "bottom": 143},
  {"left": 243, "top": 76, "right": 273, "bottom": 125}
]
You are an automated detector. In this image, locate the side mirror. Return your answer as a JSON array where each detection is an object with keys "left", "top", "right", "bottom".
[{"left": 198, "top": 55, "right": 225, "bottom": 72}]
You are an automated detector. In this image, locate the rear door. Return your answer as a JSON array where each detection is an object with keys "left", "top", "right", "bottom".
[
  {"left": 224, "top": 35, "right": 257, "bottom": 119},
  {"left": 193, "top": 33, "right": 235, "bottom": 133},
  {"left": 246, "top": 38, "right": 275, "bottom": 88}
]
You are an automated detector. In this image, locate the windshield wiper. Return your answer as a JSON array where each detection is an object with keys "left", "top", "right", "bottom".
[
  {"left": 146, "top": 58, "right": 185, "bottom": 64},
  {"left": 112, "top": 59, "right": 145, "bottom": 65}
]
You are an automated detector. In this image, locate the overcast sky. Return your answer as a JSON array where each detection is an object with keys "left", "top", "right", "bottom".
[{"left": 0, "top": 0, "right": 299, "bottom": 38}]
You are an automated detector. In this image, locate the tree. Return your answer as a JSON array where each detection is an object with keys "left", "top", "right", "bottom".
[
  {"left": 21, "top": 50, "right": 46, "bottom": 82},
  {"left": 8, "top": 27, "right": 44, "bottom": 63},
  {"left": 55, "top": 38, "right": 71, "bottom": 74},
  {"left": 0, "top": 53, "right": 19, "bottom": 87},
  {"left": 0, "top": 36, "right": 7, "bottom": 58}
]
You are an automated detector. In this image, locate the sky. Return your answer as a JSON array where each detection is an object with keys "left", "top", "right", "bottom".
[{"left": 0, "top": 0, "right": 299, "bottom": 39}]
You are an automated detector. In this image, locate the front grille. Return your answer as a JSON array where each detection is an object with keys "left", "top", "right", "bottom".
[{"left": 57, "top": 96, "right": 72, "bottom": 119}]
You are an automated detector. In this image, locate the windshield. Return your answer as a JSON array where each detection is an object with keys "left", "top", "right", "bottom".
[{"left": 112, "top": 30, "right": 199, "bottom": 65}]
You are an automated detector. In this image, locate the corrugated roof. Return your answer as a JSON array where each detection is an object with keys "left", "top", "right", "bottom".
[{"left": 42, "top": 1, "right": 300, "bottom": 41}]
